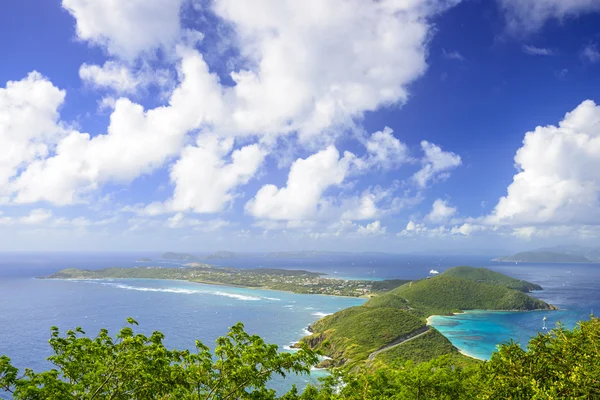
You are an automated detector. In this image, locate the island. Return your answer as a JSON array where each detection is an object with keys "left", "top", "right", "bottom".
[
  {"left": 297, "top": 267, "right": 556, "bottom": 369},
  {"left": 160, "top": 252, "right": 198, "bottom": 261},
  {"left": 137, "top": 257, "right": 152, "bottom": 262},
  {"left": 494, "top": 245, "right": 600, "bottom": 263},
  {"left": 43, "top": 264, "right": 409, "bottom": 297}
]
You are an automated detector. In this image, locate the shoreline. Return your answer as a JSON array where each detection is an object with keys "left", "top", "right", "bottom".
[
  {"left": 41, "top": 276, "right": 371, "bottom": 300},
  {"left": 426, "top": 313, "right": 486, "bottom": 361}
]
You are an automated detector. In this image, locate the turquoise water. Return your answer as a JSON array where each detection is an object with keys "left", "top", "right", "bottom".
[
  {"left": 2, "top": 253, "right": 600, "bottom": 395},
  {"left": 428, "top": 264, "right": 600, "bottom": 360}
]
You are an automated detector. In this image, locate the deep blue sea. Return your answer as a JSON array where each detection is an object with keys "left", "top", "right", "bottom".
[{"left": 1, "top": 252, "right": 599, "bottom": 397}]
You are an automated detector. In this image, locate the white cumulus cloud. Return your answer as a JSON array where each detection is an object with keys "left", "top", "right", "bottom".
[
  {"left": 164, "top": 136, "right": 266, "bottom": 214},
  {"left": 62, "top": 0, "right": 184, "bottom": 59},
  {"left": 357, "top": 220, "right": 386, "bottom": 236},
  {"left": 20, "top": 209, "right": 53, "bottom": 225},
  {"left": 0, "top": 72, "right": 66, "bottom": 195},
  {"left": 413, "top": 141, "right": 462, "bottom": 188},
  {"left": 487, "top": 100, "right": 600, "bottom": 227},
  {"left": 246, "top": 146, "right": 356, "bottom": 220},
  {"left": 10, "top": 50, "right": 224, "bottom": 205},
  {"left": 426, "top": 199, "right": 457, "bottom": 223}
]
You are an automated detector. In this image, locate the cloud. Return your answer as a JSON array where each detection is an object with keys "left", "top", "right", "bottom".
[
  {"left": 212, "top": 0, "right": 458, "bottom": 141},
  {"left": 166, "top": 212, "right": 229, "bottom": 232},
  {"left": 486, "top": 100, "right": 600, "bottom": 227},
  {"left": 79, "top": 62, "right": 142, "bottom": 93},
  {"left": 3, "top": 0, "right": 467, "bottom": 230},
  {"left": 581, "top": 44, "right": 600, "bottom": 63},
  {"left": 246, "top": 146, "right": 355, "bottom": 220},
  {"left": 0, "top": 72, "right": 66, "bottom": 195},
  {"left": 425, "top": 199, "right": 457, "bottom": 223},
  {"left": 413, "top": 141, "right": 462, "bottom": 187},
  {"left": 62, "top": 0, "right": 184, "bottom": 59},
  {"left": 163, "top": 136, "right": 266, "bottom": 214},
  {"left": 20, "top": 209, "right": 53, "bottom": 225},
  {"left": 10, "top": 49, "right": 224, "bottom": 205},
  {"left": 499, "top": 0, "right": 600, "bottom": 34},
  {"left": 398, "top": 220, "right": 449, "bottom": 238},
  {"left": 451, "top": 223, "right": 487, "bottom": 236},
  {"left": 356, "top": 220, "right": 386, "bottom": 236},
  {"left": 79, "top": 62, "right": 172, "bottom": 95},
  {"left": 361, "top": 127, "right": 410, "bottom": 170},
  {"left": 522, "top": 45, "right": 555, "bottom": 56},
  {"left": 442, "top": 49, "right": 465, "bottom": 61}
]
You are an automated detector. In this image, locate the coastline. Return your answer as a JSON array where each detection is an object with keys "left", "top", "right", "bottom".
[{"left": 42, "top": 276, "right": 371, "bottom": 300}]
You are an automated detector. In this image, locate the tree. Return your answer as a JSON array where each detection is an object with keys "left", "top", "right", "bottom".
[
  {"left": 0, "top": 318, "right": 318, "bottom": 399},
  {"left": 298, "top": 356, "right": 479, "bottom": 400},
  {"left": 477, "top": 316, "right": 600, "bottom": 399}
]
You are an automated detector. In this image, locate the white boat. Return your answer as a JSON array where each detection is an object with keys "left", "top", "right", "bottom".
[{"left": 429, "top": 269, "right": 440, "bottom": 275}]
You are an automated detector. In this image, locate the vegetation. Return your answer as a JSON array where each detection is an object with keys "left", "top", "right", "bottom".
[
  {"left": 3, "top": 317, "right": 599, "bottom": 399},
  {"left": 0, "top": 319, "right": 317, "bottom": 399},
  {"left": 44, "top": 266, "right": 406, "bottom": 297},
  {"left": 372, "top": 329, "right": 467, "bottom": 366},
  {"left": 302, "top": 268, "right": 555, "bottom": 368},
  {"left": 441, "top": 266, "right": 542, "bottom": 292},
  {"left": 302, "top": 307, "right": 425, "bottom": 366},
  {"left": 380, "top": 275, "right": 555, "bottom": 316}
]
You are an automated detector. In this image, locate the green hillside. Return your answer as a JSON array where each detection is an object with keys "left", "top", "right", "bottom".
[
  {"left": 442, "top": 266, "right": 542, "bottom": 292},
  {"left": 373, "top": 328, "right": 466, "bottom": 366},
  {"left": 384, "top": 275, "right": 555, "bottom": 315},
  {"left": 303, "top": 306, "right": 425, "bottom": 366},
  {"left": 303, "top": 267, "right": 555, "bottom": 368}
]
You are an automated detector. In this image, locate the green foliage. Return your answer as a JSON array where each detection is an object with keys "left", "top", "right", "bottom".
[
  {"left": 442, "top": 266, "right": 542, "bottom": 292},
  {"left": 300, "top": 355, "right": 480, "bottom": 400},
  {"left": 305, "top": 307, "right": 424, "bottom": 365},
  {"left": 46, "top": 267, "right": 376, "bottom": 297},
  {"left": 477, "top": 316, "right": 600, "bottom": 399},
  {"left": 384, "top": 275, "right": 553, "bottom": 315},
  {"left": 3, "top": 317, "right": 600, "bottom": 399},
  {"left": 374, "top": 329, "right": 465, "bottom": 366},
  {"left": 300, "top": 268, "right": 554, "bottom": 368},
  {"left": 0, "top": 320, "right": 318, "bottom": 399},
  {"left": 370, "top": 280, "right": 411, "bottom": 293}
]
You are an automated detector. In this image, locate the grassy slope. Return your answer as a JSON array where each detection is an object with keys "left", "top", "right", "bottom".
[
  {"left": 442, "top": 266, "right": 542, "bottom": 292},
  {"left": 373, "top": 328, "right": 475, "bottom": 366},
  {"left": 383, "top": 275, "right": 554, "bottom": 315},
  {"left": 304, "top": 267, "right": 554, "bottom": 368},
  {"left": 304, "top": 307, "right": 425, "bottom": 366}
]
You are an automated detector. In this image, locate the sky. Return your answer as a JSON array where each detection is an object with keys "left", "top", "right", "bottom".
[{"left": 1, "top": 0, "right": 600, "bottom": 253}]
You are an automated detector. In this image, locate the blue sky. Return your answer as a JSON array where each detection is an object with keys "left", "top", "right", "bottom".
[{"left": 1, "top": 0, "right": 600, "bottom": 253}]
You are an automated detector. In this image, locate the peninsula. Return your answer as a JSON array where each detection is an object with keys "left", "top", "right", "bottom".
[
  {"left": 43, "top": 264, "right": 408, "bottom": 297},
  {"left": 298, "top": 267, "right": 556, "bottom": 369}
]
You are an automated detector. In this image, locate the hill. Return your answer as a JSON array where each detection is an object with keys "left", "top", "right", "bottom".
[
  {"left": 379, "top": 275, "right": 554, "bottom": 316},
  {"left": 301, "top": 267, "right": 555, "bottom": 368},
  {"left": 494, "top": 250, "right": 594, "bottom": 263},
  {"left": 441, "top": 266, "right": 542, "bottom": 292},
  {"left": 301, "top": 306, "right": 426, "bottom": 366}
]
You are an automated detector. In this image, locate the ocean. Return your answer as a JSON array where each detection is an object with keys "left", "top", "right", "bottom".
[{"left": 1, "top": 252, "right": 599, "bottom": 396}]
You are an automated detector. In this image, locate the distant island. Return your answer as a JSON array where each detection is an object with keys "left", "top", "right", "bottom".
[
  {"left": 494, "top": 245, "right": 600, "bottom": 263},
  {"left": 297, "top": 267, "right": 556, "bottom": 368},
  {"left": 160, "top": 252, "right": 198, "bottom": 261},
  {"left": 42, "top": 264, "right": 409, "bottom": 297},
  {"left": 137, "top": 257, "right": 152, "bottom": 262}
]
